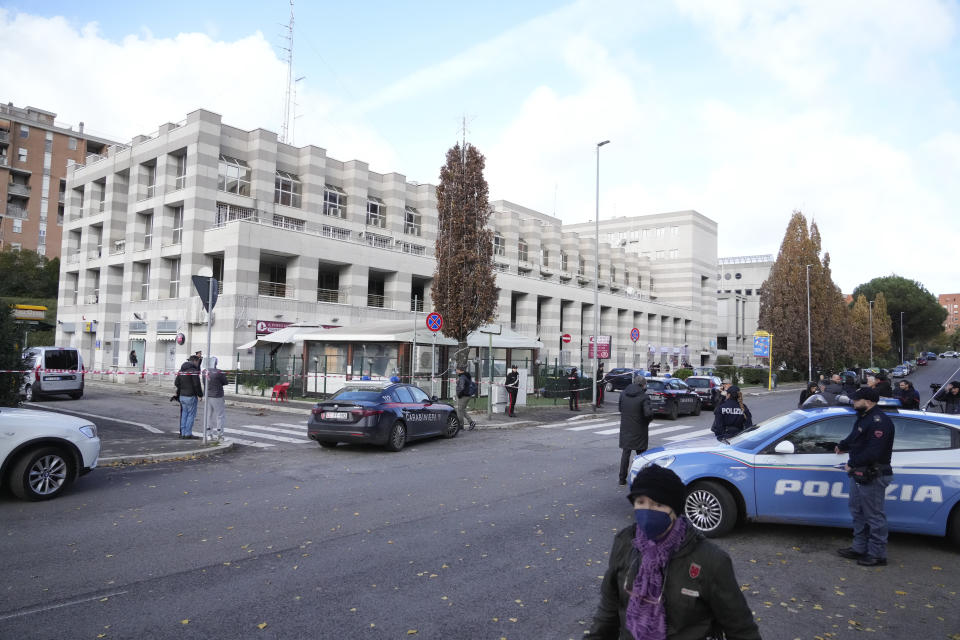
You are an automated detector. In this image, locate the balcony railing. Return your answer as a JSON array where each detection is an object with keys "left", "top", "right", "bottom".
[
  {"left": 321, "top": 225, "right": 351, "bottom": 241},
  {"left": 111, "top": 240, "right": 126, "bottom": 255},
  {"left": 5, "top": 204, "right": 28, "bottom": 219},
  {"left": 410, "top": 298, "right": 424, "bottom": 312},
  {"left": 367, "top": 293, "right": 386, "bottom": 308},
  {"left": 364, "top": 233, "right": 391, "bottom": 249},
  {"left": 7, "top": 183, "right": 30, "bottom": 197},
  {"left": 258, "top": 280, "right": 291, "bottom": 298},
  {"left": 317, "top": 287, "right": 345, "bottom": 304}
]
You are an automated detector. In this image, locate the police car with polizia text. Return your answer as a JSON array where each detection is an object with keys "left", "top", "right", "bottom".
[{"left": 628, "top": 405, "right": 960, "bottom": 544}]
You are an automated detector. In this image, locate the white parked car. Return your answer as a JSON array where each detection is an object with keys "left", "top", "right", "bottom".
[{"left": 0, "top": 408, "right": 100, "bottom": 500}]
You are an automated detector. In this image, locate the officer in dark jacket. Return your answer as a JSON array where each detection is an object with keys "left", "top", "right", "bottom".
[
  {"left": 586, "top": 465, "right": 761, "bottom": 640},
  {"left": 617, "top": 376, "right": 653, "bottom": 485},
  {"left": 596, "top": 362, "right": 605, "bottom": 407},
  {"left": 455, "top": 366, "right": 477, "bottom": 430},
  {"left": 711, "top": 385, "right": 752, "bottom": 441},
  {"left": 933, "top": 381, "right": 960, "bottom": 414},
  {"left": 835, "top": 387, "right": 895, "bottom": 566},
  {"left": 174, "top": 355, "right": 204, "bottom": 439},
  {"left": 568, "top": 367, "right": 580, "bottom": 411},
  {"left": 504, "top": 364, "right": 519, "bottom": 417},
  {"left": 825, "top": 374, "right": 844, "bottom": 395},
  {"left": 875, "top": 374, "right": 894, "bottom": 398}
]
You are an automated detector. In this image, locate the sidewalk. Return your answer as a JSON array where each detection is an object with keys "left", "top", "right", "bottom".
[{"left": 80, "top": 379, "right": 806, "bottom": 465}]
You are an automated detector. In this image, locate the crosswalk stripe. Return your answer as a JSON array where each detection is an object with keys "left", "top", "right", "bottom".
[
  {"left": 649, "top": 423, "right": 703, "bottom": 436},
  {"left": 231, "top": 423, "right": 307, "bottom": 437},
  {"left": 595, "top": 428, "right": 621, "bottom": 435},
  {"left": 272, "top": 422, "right": 308, "bottom": 431},
  {"left": 538, "top": 419, "right": 608, "bottom": 429},
  {"left": 567, "top": 421, "right": 619, "bottom": 431},
  {"left": 227, "top": 427, "right": 311, "bottom": 444},
  {"left": 222, "top": 436, "right": 275, "bottom": 448},
  {"left": 664, "top": 428, "right": 713, "bottom": 442}
]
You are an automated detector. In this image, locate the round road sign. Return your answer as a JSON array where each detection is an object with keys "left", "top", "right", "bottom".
[
  {"left": 630, "top": 328, "right": 640, "bottom": 343},
  {"left": 561, "top": 333, "right": 572, "bottom": 344},
  {"left": 426, "top": 312, "right": 443, "bottom": 332}
]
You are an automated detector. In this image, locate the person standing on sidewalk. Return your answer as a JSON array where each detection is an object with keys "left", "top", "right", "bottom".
[
  {"left": 617, "top": 375, "right": 653, "bottom": 485},
  {"left": 174, "top": 355, "right": 203, "bottom": 439},
  {"left": 596, "top": 362, "right": 605, "bottom": 407},
  {"left": 835, "top": 387, "right": 895, "bottom": 566},
  {"left": 203, "top": 356, "right": 229, "bottom": 440},
  {"left": 455, "top": 366, "right": 477, "bottom": 430},
  {"left": 504, "top": 364, "right": 519, "bottom": 417},
  {"left": 568, "top": 367, "right": 580, "bottom": 411}
]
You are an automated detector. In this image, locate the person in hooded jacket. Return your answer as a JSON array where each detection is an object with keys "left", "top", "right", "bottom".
[
  {"left": 797, "top": 381, "right": 819, "bottom": 408},
  {"left": 875, "top": 374, "right": 893, "bottom": 398},
  {"left": 202, "top": 356, "right": 229, "bottom": 440},
  {"left": 585, "top": 465, "right": 761, "bottom": 640},
  {"left": 895, "top": 380, "right": 920, "bottom": 410},
  {"left": 711, "top": 385, "right": 752, "bottom": 441},
  {"left": 174, "top": 355, "right": 204, "bottom": 439},
  {"left": 933, "top": 381, "right": 960, "bottom": 414},
  {"left": 617, "top": 376, "right": 653, "bottom": 486}
]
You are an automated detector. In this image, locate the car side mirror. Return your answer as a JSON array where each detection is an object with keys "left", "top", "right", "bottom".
[
  {"left": 774, "top": 440, "right": 795, "bottom": 455},
  {"left": 430, "top": 395, "right": 439, "bottom": 403}
]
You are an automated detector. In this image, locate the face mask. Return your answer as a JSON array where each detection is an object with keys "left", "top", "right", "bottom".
[{"left": 634, "top": 508, "right": 674, "bottom": 539}]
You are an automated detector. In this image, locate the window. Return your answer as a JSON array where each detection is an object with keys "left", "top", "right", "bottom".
[
  {"left": 36, "top": 245, "right": 44, "bottom": 256},
  {"left": 175, "top": 154, "right": 187, "bottom": 190},
  {"left": 142, "top": 213, "right": 153, "bottom": 249},
  {"left": 274, "top": 170, "right": 302, "bottom": 207},
  {"left": 138, "top": 262, "right": 151, "bottom": 301},
  {"left": 717, "top": 336, "right": 727, "bottom": 350},
  {"left": 272, "top": 214, "right": 305, "bottom": 231},
  {"left": 168, "top": 258, "right": 180, "bottom": 298},
  {"left": 38, "top": 228, "right": 46, "bottom": 242},
  {"left": 671, "top": 226, "right": 679, "bottom": 236},
  {"left": 68, "top": 137, "right": 78, "bottom": 151},
  {"left": 493, "top": 233, "right": 505, "bottom": 256},
  {"left": 18, "top": 147, "right": 27, "bottom": 162},
  {"left": 624, "top": 272, "right": 630, "bottom": 286},
  {"left": 366, "top": 197, "right": 385, "bottom": 228},
  {"left": 610, "top": 265, "right": 616, "bottom": 282},
  {"left": 518, "top": 239, "right": 528, "bottom": 262},
  {"left": 780, "top": 417, "right": 854, "bottom": 454},
  {"left": 578, "top": 256, "right": 585, "bottom": 276},
  {"left": 19, "top": 125, "right": 28, "bottom": 138},
  {"left": 10, "top": 243, "right": 21, "bottom": 251},
  {"left": 323, "top": 185, "right": 346, "bottom": 217},
  {"left": 217, "top": 154, "right": 250, "bottom": 196},
  {"left": 541, "top": 248, "right": 549, "bottom": 267},
  {"left": 142, "top": 161, "right": 156, "bottom": 199},
  {"left": 656, "top": 227, "right": 665, "bottom": 238},
  {"left": 890, "top": 417, "right": 954, "bottom": 450},
  {"left": 745, "top": 289, "right": 753, "bottom": 295},
  {"left": 404, "top": 206, "right": 421, "bottom": 236},
  {"left": 12, "top": 219, "right": 22, "bottom": 233},
  {"left": 669, "top": 249, "right": 679, "bottom": 259},
  {"left": 172, "top": 206, "right": 183, "bottom": 244}
]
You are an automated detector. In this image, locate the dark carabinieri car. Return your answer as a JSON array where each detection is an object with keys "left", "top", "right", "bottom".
[
  {"left": 308, "top": 383, "right": 460, "bottom": 451},
  {"left": 645, "top": 376, "right": 701, "bottom": 419}
]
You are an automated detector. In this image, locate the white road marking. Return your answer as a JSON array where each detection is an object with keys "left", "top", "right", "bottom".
[
  {"left": 228, "top": 423, "right": 308, "bottom": 437},
  {"left": 595, "top": 428, "right": 621, "bottom": 435},
  {"left": 226, "top": 427, "right": 309, "bottom": 444},
  {"left": 538, "top": 419, "right": 608, "bottom": 429},
  {"left": 25, "top": 404, "right": 163, "bottom": 433},
  {"left": 649, "top": 423, "right": 703, "bottom": 436},
  {"left": 221, "top": 436, "right": 275, "bottom": 448},
  {"left": 272, "top": 422, "right": 309, "bottom": 431},
  {"left": 0, "top": 590, "right": 129, "bottom": 621},
  {"left": 664, "top": 428, "right": 713, "bottom": 441},
  {"left": 567, "top": 421, "right": 620, "bottom": 431}
]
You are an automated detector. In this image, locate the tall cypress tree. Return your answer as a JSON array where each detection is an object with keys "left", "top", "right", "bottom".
[
  {"left": 432, "top": 142, "right": 497, "bottom": 370},
  {"left": 0, "top": 305, "right": 26, "bottom": 406}
]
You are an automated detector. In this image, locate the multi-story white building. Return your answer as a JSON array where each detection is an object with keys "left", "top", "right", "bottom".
[
  {"left": 55, "top": 108, "right": 719, "bottom": 377},
  {"left": 715, "top": 254, "right": 774, "bottom": 365}
]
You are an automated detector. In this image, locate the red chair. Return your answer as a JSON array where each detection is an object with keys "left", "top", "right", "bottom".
[{"left": 271, "top": 382, "right": 291, "bottom": 402}]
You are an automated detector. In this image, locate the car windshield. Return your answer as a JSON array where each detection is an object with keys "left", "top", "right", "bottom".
[
  {"left": 330, "top": 387, "right": 387, "bottom": 402},
  {"left": 727, "top": 410, "right": 806, "bottom": 449},
  {"left": 646, "top": 380, "right": 666, "bottom": 391},
  {"left": 685, "top": 378, "right": 710, "bottom": 388}
]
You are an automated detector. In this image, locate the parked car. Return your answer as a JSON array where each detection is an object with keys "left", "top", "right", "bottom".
[
  {"left": 645, "top": 377, "right": 701, "bottom": 419},
  {"left": 0, "top": 407, "right": 100, "bottom": 500},
  {"left": 891, "top": 366, "right": 908, "bottom": 378},
  {"left": 628, "top": 405, "right": 960, "bottom": 543},
  {"left": 946, "top": 351, "right": 959, "bottom": 358},
  {"left": 683, "top": 375, "right": 723, "bottom": 409},
  {"left": 603, "top": 368, "right": 644, "bottom": 392},
  {"left": 917, "top": 357, "right": 928, "bottom": 366},
  {"left": 20, "top": 346, "right": 85, "bottom": 402},
  {"left": 308, "top": 382, "right": 460, "bottom": 451},
  {"left": 925, "top": 352, "right": 938, "bottom": 360}
]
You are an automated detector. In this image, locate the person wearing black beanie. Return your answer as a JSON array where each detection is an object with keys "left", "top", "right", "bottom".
[{"left": 586, "top": 464, "right": 761, "bottom": 639}]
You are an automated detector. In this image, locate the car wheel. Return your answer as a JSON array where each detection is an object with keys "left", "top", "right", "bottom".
[
  {"left": 385, "top": 420, "right": 407, "bottom": 452},
  {"left": 318, "top": 441, "right": 338, "bottom": 449},
  {"left": 443, "top": 413, "right": 460, "bottom": 438},
  {"left": 605, "top": 382, "right": 614, "bottom": 393},
  {"left": 947, "top": 505, "right": 960, "bottom": 547},
  {"left": 691, "top": 399, "right": 701, "bottom": 416},
  {"left": 69, "top": 390, "right": 83, "bottom": 400},
  {"left": 24, "top": 384, "right": 34, "bottom": 402},
  {"left": 9, "top": 446, "right": 75, "bottom": 501},
  {"left": 685, "top": 481, "right": 737, "bottom": 537},
  {"left": 668, "top": 401, "right": 679, "bottom": 420}
]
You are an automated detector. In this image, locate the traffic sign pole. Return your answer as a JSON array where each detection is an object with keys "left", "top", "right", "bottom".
[{"left": 425, "top": 313, "right": 443, "bottom": 397}]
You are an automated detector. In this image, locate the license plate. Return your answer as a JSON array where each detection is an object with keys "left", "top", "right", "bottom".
[{"left": 322, "top": 412, "right": 350, "bottom": 421}]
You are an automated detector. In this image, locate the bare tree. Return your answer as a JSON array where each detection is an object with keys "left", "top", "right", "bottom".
[{"left": 432, "top": 143, "right": 497, "bottom": 370}]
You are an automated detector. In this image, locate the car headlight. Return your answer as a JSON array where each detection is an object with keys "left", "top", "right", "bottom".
[
  {"left": 79, "top": 424, "right": 97, "bottom": 438},
  {"left": 646, "top": 455, "right": 675, "bottom": 468}
]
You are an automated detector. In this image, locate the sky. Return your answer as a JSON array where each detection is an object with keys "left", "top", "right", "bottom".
[{"left": 2, "top": 0, "right": 959, "bottom": 295}]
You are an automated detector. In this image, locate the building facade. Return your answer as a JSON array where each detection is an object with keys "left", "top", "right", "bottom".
[
  {"left": 1, "top": 103, "right": 113, "bottom": 256},
  {"left": 55, "top": 109, "right": 719, "bottom": 377},
  {"left": 715, "top": 255, "right": 774, "bottom": 365},
  {"left": 940, "top": 293, "right": 960, "bottom": 332}
]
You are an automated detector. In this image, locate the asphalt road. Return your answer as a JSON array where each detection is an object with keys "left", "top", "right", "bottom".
[{"left": 1, "top": 366, "right": 959, "bottom": 639}]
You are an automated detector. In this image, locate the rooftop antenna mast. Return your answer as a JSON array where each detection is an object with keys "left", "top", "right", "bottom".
[{"left": 280, "top": 0, "right": 295, "bottom": 144}]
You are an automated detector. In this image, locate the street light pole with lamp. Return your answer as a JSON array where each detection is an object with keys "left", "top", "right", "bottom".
[
  {"left": 900, "top": 311, "right": 905, "bottom": 364},
  {"left": 592, "top": 139, "right": 610, "bottom": 412}
]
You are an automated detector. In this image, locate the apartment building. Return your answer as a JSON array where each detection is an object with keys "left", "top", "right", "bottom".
[
  {"left": 940, "top": 293, "right": 960, "bottom": 332},
  {"left": 56, "top": 108, "right": 719, "bottom": 375},
  {"left": 0, "top": 103, "right": 114, "bottom": 256},
  {"left": 714, "top": 255, "right": 774, "bottom": 365}
]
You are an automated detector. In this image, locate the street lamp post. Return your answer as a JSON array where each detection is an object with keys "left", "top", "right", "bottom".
[
  {"left": 806, "top": 264, "right": 812, "bottom": 382},
  {"left": 900, "top": 311, "right": 905, "bottom": 363},
  {"left": 592, "top": 139, "right": 610, "bottom": 412},
  {"left": 869, "top": 300, "right": 874, "bottom": 368}
]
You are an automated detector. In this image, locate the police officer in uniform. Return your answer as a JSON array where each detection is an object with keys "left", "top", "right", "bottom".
[
  {"left": 835, "top": 387, "right": 895, "bottom": 566},
  {"left": 711, "top": 385, "right": 752, "bottom": 441},
  {"left": 504, "top": 364, "right": 519, "bottom": 417},
  {"left": 568, "top": 367, "right": 580, "bottom": 411},
  {"left": 596, "top": 362, "right": 605, "bottom": 407}
]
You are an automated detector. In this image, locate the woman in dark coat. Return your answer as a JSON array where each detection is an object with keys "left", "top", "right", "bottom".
[
  {"left": 797, "top": 381, "right": 818, "bottom": 408},
  {"left": 618, "top": 376, "right": 653, "bottom": 486}
]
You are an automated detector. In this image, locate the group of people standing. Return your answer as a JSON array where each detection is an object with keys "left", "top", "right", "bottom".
[{"left": 172, "top": 351, "right": 228, "bottom": 440}]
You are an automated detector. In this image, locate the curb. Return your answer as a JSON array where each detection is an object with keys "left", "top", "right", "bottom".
[{"left": 99, "top": 440, "right": 235, "bottom": 466}]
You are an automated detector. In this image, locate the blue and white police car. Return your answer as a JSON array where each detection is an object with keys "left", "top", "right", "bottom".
[{"left": 628, "top": 405, "right": 960, "bottom": 544}]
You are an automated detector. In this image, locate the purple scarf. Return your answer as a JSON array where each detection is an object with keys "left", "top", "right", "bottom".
[{"left": 625, "top": 516, "right": 688, "bottom": 640}]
